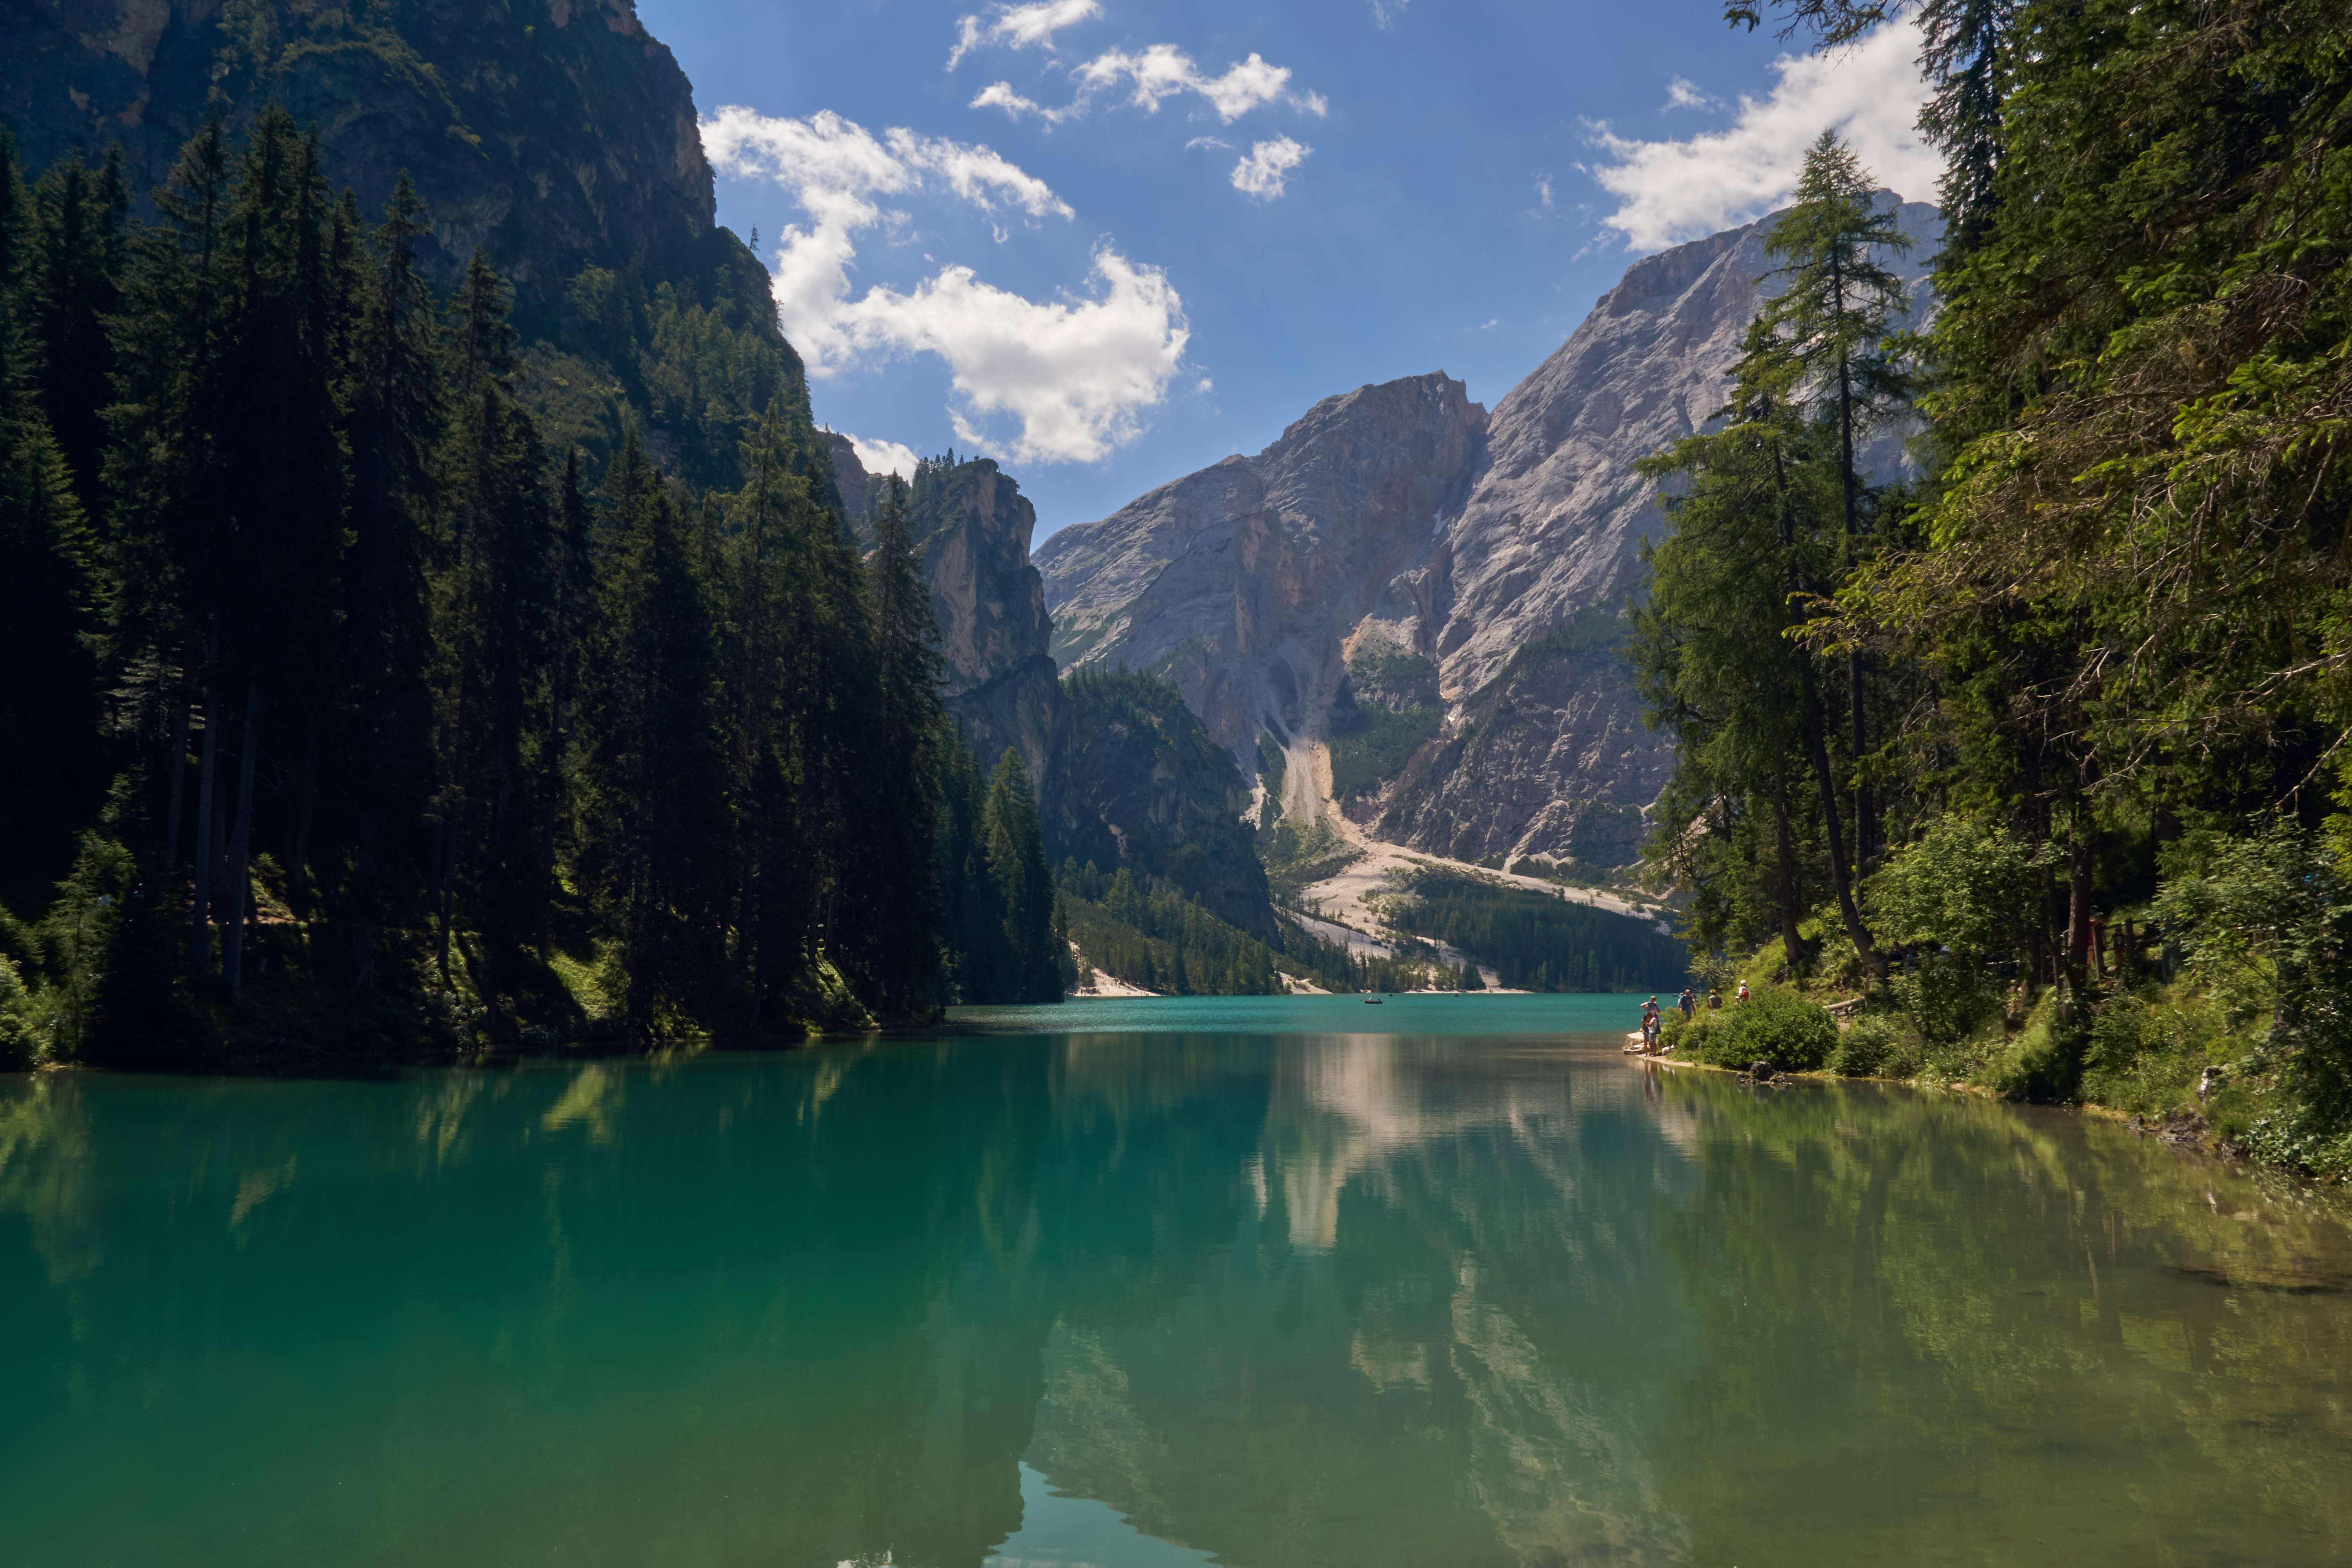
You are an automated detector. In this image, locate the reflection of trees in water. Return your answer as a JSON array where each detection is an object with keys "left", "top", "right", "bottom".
[
  {"left": 1651, "top": 1071, "right": 2352, "bottom": 1564},
  {"left": 0, "top": 1047, "right": 1062, "bottom": 1568}
]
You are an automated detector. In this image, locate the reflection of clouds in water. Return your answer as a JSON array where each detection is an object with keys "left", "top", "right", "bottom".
[{"left": 987, "top": 1462, "right": 1214, "bottom": 1568}]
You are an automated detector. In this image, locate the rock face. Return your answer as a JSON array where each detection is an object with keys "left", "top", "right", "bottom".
[
  {"left": 1039, "top": 200, "right": 1939, "bottom": 866},
  {"left": 842, "top": 450, "right": 1278, "bottom": 940},
  {"left": 1035, "top": 374, "right": 1486, "bottom": 762},
  {"left": 1, "top": 0, "right": 718, "bottom": 318}
]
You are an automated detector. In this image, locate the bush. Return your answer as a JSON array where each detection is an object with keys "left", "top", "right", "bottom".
[
  {"left": 1685, "top": 985, "right": 1837, "bottom": 1072},
  {"left": 2078, "top": 990, "right": 2224, "bottom": 1117},
  {"left": 1828, "top": 1013, "right": 1902, "bottom": 1077},
  {"left": 1982, "top": 990, "right": 2089, "bottom": 1102}
]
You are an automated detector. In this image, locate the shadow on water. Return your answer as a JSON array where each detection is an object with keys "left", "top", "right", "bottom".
[{"left": 1, "top": 998, "right": 2348, "bottom": 1567}]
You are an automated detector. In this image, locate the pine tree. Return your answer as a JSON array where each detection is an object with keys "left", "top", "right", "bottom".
[
  {"left": 432, "top": 255, "right": 553, "bottom": 1021},
  {"left": 838, "top": 474, "right": 946, "bottom": 1016},
  {"left": 578, "top": 427, "right": 730, "bottom": 1030},
  {"left": 0, "top": 130, "right": 104, "bottom": 886},
  {"left": 981, "top": 748, "right": 1057, "bottom": 1002}
]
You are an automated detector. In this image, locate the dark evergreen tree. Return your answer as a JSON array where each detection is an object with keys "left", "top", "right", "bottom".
[
  {"left": 981, "top": 748, "right": 1058, "bottom": 1003},
  {"left": 577, "top": 427, "right": 730, "bottom": 1029}
]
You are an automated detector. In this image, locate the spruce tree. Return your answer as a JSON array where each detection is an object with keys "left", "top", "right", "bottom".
[
  {"left": 982, "top": 748, "right": 1057, "bottom": 1003},
  {"left": 578, "top": 428, "right": 730, "bottom": 1030}
]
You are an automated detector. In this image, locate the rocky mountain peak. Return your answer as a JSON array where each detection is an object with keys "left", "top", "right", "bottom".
[
  {"left": 1038, "top": 199, "right": 1939, "bottom": 870},
  {"left": 1035, "top": 371, "right": 1486, "bottom": 755}
]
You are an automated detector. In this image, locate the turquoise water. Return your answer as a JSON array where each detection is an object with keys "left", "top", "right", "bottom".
[{"left": 3, "top": 994, "right": 2349, "bottom": 1566}]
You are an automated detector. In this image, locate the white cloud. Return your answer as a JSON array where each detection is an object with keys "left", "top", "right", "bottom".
[
  {"left": 703, "top": 105, "right": 1187, "bottom": 465},
  {"left": 970, "top": 81, "right": 1053, "bottom": 119},
  {"left": 1664, "top": 75, "right": 1719, "bottom": 111},
  {"left": 844, "top": 432, "right": 920, "bottom": 479},
  {"left": 1586, "top": 19, "right": 1941, "bottom": 251},
  {"left": 1075, "top": 46, "right": 1328, "bottom": 121},
  {"left": 1184, "top": 134, "right": 1232, "bottom": 151},
  {"left": 1232, "top": 136, "right": 1310, "bottom": 200},
  {"left": 1195, "top": 376, "right": 1213, "bottom": 394},
  {"left": 1371, "top": 0, "right": 1411, "bottom": 25},
  {"left": 975, "top": 44, "right": 1326, "bottom": 126},
  {"left": 949, "top": 0, "right": 1100, "bottom": 69},
  {"left": 856, "top": 247, "right": 1189, "bottom": 464}
]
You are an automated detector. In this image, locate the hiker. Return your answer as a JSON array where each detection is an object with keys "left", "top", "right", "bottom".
[
  {"left": 1640, "top": 996, "right": 1661, "bottom": 1050},
  {"left": 1736, "top": 981, "right": 1750, "bottom": 1004},
  {"left": 1678, "top": 987, "right": 1695, "bottom": 1020},
  {"left": 1708, "top": 988, "right": 1722, "bottom": 1011}
]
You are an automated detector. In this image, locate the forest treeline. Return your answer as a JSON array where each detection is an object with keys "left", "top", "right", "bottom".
[
  {"left": 0, "top": 109, "right": 1063, "bottom": 1066},
  {"left": 1636, "top": 0, "right": 2352, "bottom": 1173}
]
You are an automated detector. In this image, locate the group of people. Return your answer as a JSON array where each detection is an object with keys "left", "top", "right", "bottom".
[{"left": 1634, "top": 980, "right": 1746, "bottom": 1053}]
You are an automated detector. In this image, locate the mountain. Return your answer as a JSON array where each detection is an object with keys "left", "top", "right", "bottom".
[
  {"left": 1037, "top": 198, "right": 1940, "bottom": 869},
  {"left": 842, "top": 450, "right": 1279, "bottom": 942},
  {"left": 5, "top": 0, "right": 714, "bottom": 316},
  {"left": 4, "top": 0, "right": 802, "bottom": 491}
]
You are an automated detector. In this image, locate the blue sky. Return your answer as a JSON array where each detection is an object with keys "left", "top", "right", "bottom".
[{"left": 638, "top": 0, "right": 1937, "bottom": 540}]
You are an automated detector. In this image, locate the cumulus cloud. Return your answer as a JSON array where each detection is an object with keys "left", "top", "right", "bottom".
[
  {"left": 975, "top": 44, "right": 1326, "bottom": 126},
  {"left": 843, "top": 432, "right": 919, "bottom": 479},
  {"left": 948, "top": 0, "right": 1099, "bottom": 70},
  {"left": 1586, "top": 19, "right": 1941, "bottom": 251},
  {"left": 702, "top": 105, "right": 1188, "bottom": 465},
  {"left": 1231, "top": 136, "right": 1310, "bottom": 200},
  {"left": 1371, "top": 0, "right": 1411, "bottom": 25}
]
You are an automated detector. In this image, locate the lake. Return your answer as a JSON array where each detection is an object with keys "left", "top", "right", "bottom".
[{"left": 3, "top": 993, "right": 2348, "bottom": 1566}]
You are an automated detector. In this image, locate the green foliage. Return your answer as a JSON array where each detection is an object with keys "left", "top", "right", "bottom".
[
  {"left": 1827, "top": 1011, "right": 1902, "bottom": 1077},
  {"left": 1384, "top": 869, "right": 1688, "bottom": 993},
  {"left": 1982, "top": 991, "right": 2089, "bottom": 1104},
  {"left": 1327, "top": 704, "right": 1441, "bottom": 802},
  {"left": 1260, "top": 813, "right": 1362, "bottom": 902},
  {"left": 1058, "top": 860, "right": 1287, "bottom": 996},
  {"left": 1682, "top": 985, "right": 1838, "bottom": 1072},
  {"left": 2149, "top": 824, "right": 2352, "bottom": 1169},
  {"left": 0, "top": 110, "right": 1008, "bottom": 1056}
]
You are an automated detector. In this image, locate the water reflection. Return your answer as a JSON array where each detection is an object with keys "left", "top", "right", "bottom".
[{"left": 0, "top": 1014, "right": 2347, "bottom": 1567}]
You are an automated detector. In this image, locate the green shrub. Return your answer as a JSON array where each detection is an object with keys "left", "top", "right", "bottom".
[
  {"left": 1686, "top": 986, "right": 1837, "bottom": 1072},
  {"left": 1828, "top": 1013, "right": 1902, "bottom": 1077},
  {"left": 2078, "top": 990, "right": 2223, "bottom": 1116},
  {"left": 1982, "top": 991, "right": 2089, "bottom": 1102},
  {"left": 0, "top": 955, "right": 41, "bottom": 1068}
]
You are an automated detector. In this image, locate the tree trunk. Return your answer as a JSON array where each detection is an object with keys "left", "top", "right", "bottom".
[
  {"left": 1773, "top": 772, "right": 1808, "bottom": 978},
  {"left": 2066, "top": 799, "right": 2094, "bottom": 994},
  {"left": 189, "top": 681, "right": 221, "bottom": 976},
  {"left": 222, "top": 679, "right": 264, "bottom": 1003},
  {"left": 1800, "top": 667, "right": 1882, "bottom": 981},
  {"left": 163, "top": 686, "right": 192, "bottom": 864}
]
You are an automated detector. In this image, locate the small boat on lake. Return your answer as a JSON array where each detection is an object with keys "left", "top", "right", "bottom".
[{"left": 1363, "top": 993, "right": 1384, "bottom": 1004}]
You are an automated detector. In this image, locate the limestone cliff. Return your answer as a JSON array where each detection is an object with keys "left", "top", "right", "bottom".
[
  {"left": 1033, "top": 372, "right": 1485, "bottom": 796},
  {"left": 837, "top": 449, "right": 1278, "bottom": 940},
  {"left": 1039, "top": 201, "right": 1938, "bottom": 868}
]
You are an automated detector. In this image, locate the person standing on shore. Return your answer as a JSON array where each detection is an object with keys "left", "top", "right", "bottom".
[{"left": 1679, "top": 987, "right": 1695, "bottom": 1020}]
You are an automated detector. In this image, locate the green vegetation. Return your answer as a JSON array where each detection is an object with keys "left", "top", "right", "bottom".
[
  {"left": 1258, "top": 813, "right": 1363, "bottom": 901},
  {"left": 1634, "top": 0, "right": 2352, "bottom": 1176},
  {"left": 0, "top": 111, "right": 1059, "bottom": 1065},
  {"left": 1056, "top": 858, "right": 1445, "bottom": 995},
  {"left": 1327, "top": 705, "right": 1441, "bottom": 802},
  {"left": 1382, "top": 869, "right": 1688, "bottom": 993},
  {"left": 1663, "top": 986, "right": 1838, "bottom": 1072}
]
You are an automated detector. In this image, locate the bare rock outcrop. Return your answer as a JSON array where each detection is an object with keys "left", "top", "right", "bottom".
[
  {"left": 1035, "top": 374, "right": 1486, "bottom": 754},
  {"left": 1039, "top": 200, "right": 1938, "bottom": 867}
]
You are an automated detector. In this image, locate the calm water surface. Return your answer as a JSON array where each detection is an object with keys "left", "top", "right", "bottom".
[{"left": 4, "top": 994, "right": 2349, "bottom": 1566}]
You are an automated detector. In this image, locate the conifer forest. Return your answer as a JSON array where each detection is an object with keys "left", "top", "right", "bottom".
[{"left": 0, "top": 109, "right": 1065, "bottom": 1065}]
